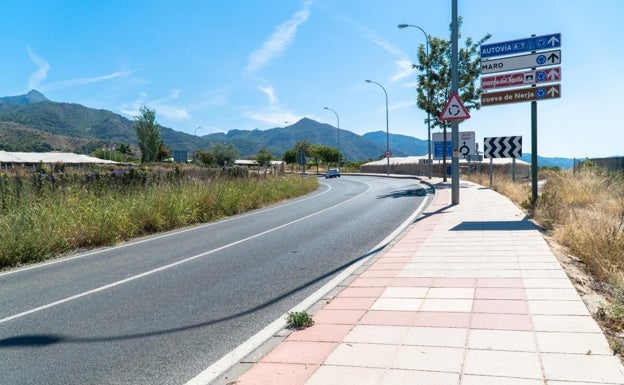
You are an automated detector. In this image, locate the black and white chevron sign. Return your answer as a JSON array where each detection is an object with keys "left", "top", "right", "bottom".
[{"left": 484, "top": 136, "right": 522, "bottom": 158}]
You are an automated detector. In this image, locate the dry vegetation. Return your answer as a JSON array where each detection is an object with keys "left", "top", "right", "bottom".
[
  {"left": 468, "top": 165, "right": 624, "bottom": 354},
  {"left": 0, "top": 164, "right": 318, "bottom": 270}
]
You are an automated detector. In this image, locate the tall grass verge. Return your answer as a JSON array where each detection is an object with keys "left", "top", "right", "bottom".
[{"left": 0, "top": 166, "right": 317, "bottom": 269}]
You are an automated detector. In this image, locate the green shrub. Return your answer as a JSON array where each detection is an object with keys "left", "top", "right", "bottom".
[{"left": 286, "top": 311, "right": 314, "bottom": 329}]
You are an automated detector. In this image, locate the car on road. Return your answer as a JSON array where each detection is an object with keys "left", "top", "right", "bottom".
[{"left": 325, "top": 169, "right": 340, "bottom": 178}]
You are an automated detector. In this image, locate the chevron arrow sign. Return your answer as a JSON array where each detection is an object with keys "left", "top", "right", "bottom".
[{"left": 484, "top": 136, "right": 522, "bottom": 158}]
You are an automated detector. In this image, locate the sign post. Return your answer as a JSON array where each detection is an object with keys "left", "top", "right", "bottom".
[{"left": 480, "top": 32, "right": 561, "bottom": 206}]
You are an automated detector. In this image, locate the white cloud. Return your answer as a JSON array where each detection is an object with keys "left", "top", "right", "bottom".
[
  {"left": 390, "top": 59, "right": 414, "bottom": 83},
  {"left": 245, "top": 1, "right": 313, "bottom": 75},
  {"left": 340, "top": 18, "right": 414, "bottom": 83},
  {"left": 119, "top": 90, "right": 190, "bottom": 121},
  {"left": 258, "top": 85, "right": 277, "bottom": 104},
  {"left": 27, "top": 46, "right": 50, "bottom": 90},
  {"left": 43, "top": 71, "right": 130, "bottom": 91},
  {"left": 247, "top": 109, "right": 301, "bottom": 127}
]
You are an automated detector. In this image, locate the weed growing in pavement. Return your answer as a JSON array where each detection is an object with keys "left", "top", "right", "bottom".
[{"left": 286, "top": 311, "right": 314, "bottom": 329}]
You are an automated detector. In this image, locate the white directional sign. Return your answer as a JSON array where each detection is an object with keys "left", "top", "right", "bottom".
[
  {"left": 481, "top": 50, "right": 561, "bottom": 74},
  {"left": 481, "top": 33, "right": 561, "bottom": 58},
  {"left": 484, "top": 136, "right": 522, "bottom": 159}
]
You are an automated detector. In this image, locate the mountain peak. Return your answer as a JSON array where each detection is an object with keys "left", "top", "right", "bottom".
[{"left": 0, "top": 89, "right": 50, "bottom": 105}]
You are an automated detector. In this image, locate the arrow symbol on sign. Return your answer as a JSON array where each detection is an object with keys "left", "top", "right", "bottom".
[
  {"left": 546, "top": 68, "right": 560, "bottom": 81},
  {"left": 547, "top": 52, "right": 559, "bottom": 63},
  {"left": 548, "top": 35, "right": 560, "bottom": 47},
  {"left": 547, "top": 87, "right": 559, "bottom": 97}
]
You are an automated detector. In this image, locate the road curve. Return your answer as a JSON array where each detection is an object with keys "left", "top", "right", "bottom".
[{"left": 0, "top": 175, "right": 432, "bottom": 385}]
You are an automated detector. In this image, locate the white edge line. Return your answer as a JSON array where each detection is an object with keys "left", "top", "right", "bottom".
[
  {"left": 0, "top": 181, "right": 333, "bottom": 277},
  {"left": 0, "top": 182, "right": 357, "bottom": 325},
  {"left": 184, "top": 181, "right": 430, "bottom": 385}
]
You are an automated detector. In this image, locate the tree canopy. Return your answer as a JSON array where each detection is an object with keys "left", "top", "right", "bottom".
[
  {"left": 134, "top": 106, "right": 162, "bottom": 163},
  {"left": 414, "top": 18, "right": 491, "bottom": 129}
]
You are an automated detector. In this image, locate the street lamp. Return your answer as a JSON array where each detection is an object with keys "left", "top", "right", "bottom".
[
  {"left": 323, "top": 106, "right": 341, "bottom": 171},
  {"left": 398, "top": 23, "right": 432, "bottom": 179},
  {"left": 365, "top": 80, "right": 390, "bottom": 175}
]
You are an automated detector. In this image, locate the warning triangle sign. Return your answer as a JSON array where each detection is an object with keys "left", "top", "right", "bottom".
[{"left": 439, "top": 92, "right": 471, "bottom": 121}]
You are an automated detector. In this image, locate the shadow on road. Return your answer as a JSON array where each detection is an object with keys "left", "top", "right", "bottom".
[{"left": 0, "top": 245, "right": 385, "bottom": 348}]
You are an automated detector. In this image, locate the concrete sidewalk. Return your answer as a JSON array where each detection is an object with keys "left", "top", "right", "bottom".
[{"left": 228, "top": 180, "right": 624, "bottom": 385}]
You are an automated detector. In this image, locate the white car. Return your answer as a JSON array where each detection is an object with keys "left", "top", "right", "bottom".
[{"left": 325, "top": 169, "right": 340, "bottom": 178}]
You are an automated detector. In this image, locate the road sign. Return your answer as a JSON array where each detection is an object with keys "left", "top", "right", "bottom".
[
  {"left": 481, "top": 67, "right": 561, "bottom": 90},
  {"left": 481, "top": 33, "right": 561, "bottom": 58},
  {"left": 433, "top": 140, "right": 452, "bottom": 159},
  {"left": 481, "top": 84, "right": 561, "bottom": 106},
  {"left": 384, "top": 150, "right": 392, "bottom": 158},
  {"left": 481, "top": 50, "right": 561, "bottom": 74},
  {"left": 484, "top": 136, "right": 522, "bottom": 158},
  {"left": 439, "top": 92, "right": 470, "bottom": 121},
  {"left": 433, "top": 131, "right": 475, "bottom": 160}
]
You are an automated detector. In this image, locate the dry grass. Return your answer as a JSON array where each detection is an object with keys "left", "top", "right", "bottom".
[
  {"left": 468, "top": 167, "right": 624, "bottom": 286},
  {"left": 537, "top": 168, "right": 624, "bottom": 287},
  {"left": 468, "top": 166, "right": 624, "bottom": 342}
]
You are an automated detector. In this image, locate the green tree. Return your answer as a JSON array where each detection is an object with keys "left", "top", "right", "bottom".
[
  {"left": 282, "top": 149, "right": 297, "bottom": 172},
  {"left": 197, "top": 150, "right": 216, "bottom": 167},
  {"left": 211, "top": 143, "right": 238, "bottom": 167},
  {"left": 256, "top": 148, "right": 275, "bottom": 175},
  {"left": 157, "top": 143, "right": 172, "bottom": 162},
  {"left": 414, "top": 18, "right": 491, "bottom": 127},
  {"left": 309, "top": 144, "right": 323, "bottom": 174},
  {"left": 134, "top": 106, "right": 162, "bottom": 163}
]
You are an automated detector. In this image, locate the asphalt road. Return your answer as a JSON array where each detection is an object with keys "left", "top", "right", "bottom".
[{"left": 0, "top": 175, "right": 432, "bottom": 385}]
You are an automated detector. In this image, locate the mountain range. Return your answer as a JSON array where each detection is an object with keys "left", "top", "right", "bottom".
[{"left": 0, "top": 90, "right": 574, "bottom": 168}]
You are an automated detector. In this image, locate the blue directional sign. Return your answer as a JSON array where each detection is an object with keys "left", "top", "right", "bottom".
[
  {"left": 481, "top": 33, "right": 561, "bottom": 58},
  {"left": 433, "top": 141, "right": 452, "bottom": 159}
]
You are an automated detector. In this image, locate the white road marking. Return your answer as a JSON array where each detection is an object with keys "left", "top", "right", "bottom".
[
  {"left": 0, "top": 181, "right": 368, "bottom": 325},
  {"left": 185, "top": 181, "right": 430, "bottom": 385}
]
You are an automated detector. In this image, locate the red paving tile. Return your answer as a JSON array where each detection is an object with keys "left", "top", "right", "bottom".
[
  {"left": 367, "top": 262, "right": 408, "bottom": 270},
  {"left": 413, "top": 311, "right": 472, "bottom": 328},
  {"left": 474, "top": 287, "right": 526, "bottom": 300},
  {"left": 235, "top": 362, "right": 318, "bottom": 385},
  {"left": 358, "top": 269, "right": 401, "bottom": 278},
  {"left": 323, "top": 297, "right": 378, "bottom": 310},
  {"left": 312, "top": 309, "right": 367, "bottom": 325},
  {"left": 261, "top": 341, "right": 338, "bottom": 365},
  {"left": 286, "top": 324, "right": 354, "bottom": 343},
  {"left": 336, "top": 287, "right": 386, "bottom": 298}
]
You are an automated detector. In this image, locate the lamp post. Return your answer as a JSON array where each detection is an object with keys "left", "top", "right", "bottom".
[
  {"left": 398, "top": 23, "right": 432, "bottom": 179},
  {"left": 324, "top": 106, "right": 341, "bottom": 171},
  {"left": 365, "top": 79, "right": 390, "bottom": 175}
]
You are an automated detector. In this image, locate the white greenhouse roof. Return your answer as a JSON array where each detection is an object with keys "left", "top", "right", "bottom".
[{"left": 0, "top": 151, "right": 117, "bottom": 164}]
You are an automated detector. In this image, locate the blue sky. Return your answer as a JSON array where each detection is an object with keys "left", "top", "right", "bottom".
[{"left": 0, "top": 0, "right": 621, "bottom": 158}]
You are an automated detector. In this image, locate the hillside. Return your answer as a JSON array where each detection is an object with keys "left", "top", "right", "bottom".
[
  {"left": 0, "top": 91, "right": 404, "bottom": 160},
  {"left": 0, "top": 90, "right": 577, "bottom": 167}
]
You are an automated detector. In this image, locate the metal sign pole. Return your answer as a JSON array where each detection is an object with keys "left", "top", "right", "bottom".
[
  {"left": 451, "top": 0, "right": 459, "bottom": 205},
  {"left": 531, "top": 101, "right": 538, "bottom": 206}
]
